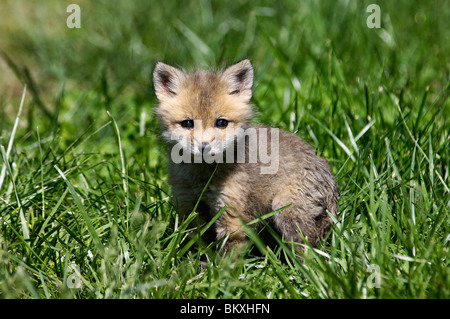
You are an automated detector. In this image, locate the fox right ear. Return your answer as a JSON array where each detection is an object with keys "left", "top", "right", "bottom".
[
  {"left": 153, "top": 62, "right": 185, "bottom": 99},
  {"left": 222, "top": 59, "right": 254, "bottom": 96}
]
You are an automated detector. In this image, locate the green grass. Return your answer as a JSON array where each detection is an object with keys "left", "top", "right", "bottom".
[{"left": 0, "top": 0, "right": 448, "bottom": 299}]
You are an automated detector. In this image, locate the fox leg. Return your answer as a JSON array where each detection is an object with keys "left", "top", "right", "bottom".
[
  {"left": 214, "top": 208, "right": 249, "bottom": 256},
  {"left": 271, "top": 193, "right": 333, "bottom": 251}
]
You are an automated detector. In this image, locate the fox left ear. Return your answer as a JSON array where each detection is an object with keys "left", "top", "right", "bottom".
[
  {"left": 153, "top": 62, "right": 186, "bottom": 100},
  {"left": 222, "top": 59, "right": 254, "bottom": 96}
]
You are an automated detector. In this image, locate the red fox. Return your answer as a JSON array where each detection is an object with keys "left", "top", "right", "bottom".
[{"left": 153, "top": 59, "right": 339, "bottom": 256}]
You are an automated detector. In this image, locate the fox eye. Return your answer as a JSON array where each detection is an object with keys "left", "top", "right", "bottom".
[
  {"left": 215, "top": 119, "right": 229, "bottom": 128},
  {"left": 180, "top": 120, "right": 194, "bottom": 129}
]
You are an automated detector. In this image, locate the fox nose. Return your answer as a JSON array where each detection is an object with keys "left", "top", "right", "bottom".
[{"left": 201, "top": 142, "right": 210, "bottom": 152}]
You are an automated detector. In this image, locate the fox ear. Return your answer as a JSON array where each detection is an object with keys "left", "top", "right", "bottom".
[
  {"left": 153, "top": 62, "right": 185, "bottom": 99},
  {"left": 222, "top": 59, "right": 254, "bottom": 96}
]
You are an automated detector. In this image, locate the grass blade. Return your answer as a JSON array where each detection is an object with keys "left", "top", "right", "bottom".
[
  {"left": 0, "top": 85, "right": 26, "bottom": 191},
  {"left": 107, "top": 111, "right": 129, "bottom": 210},
  {"left": 308, "top": 112, "right": 355, "bottom": 162},
  {"left": 178, "top": 205, "right": 226, "bottom": 256},
  {"left": 54, "top": 165, "right": 103, "bottom": 254},
  {"left": 1, "top": 145, "right": 30, "bottom": 240}
]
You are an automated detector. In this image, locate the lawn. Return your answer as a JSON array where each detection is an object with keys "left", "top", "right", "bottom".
[{"left": 0, "top": 0, "right": 448, "bottom": 299}]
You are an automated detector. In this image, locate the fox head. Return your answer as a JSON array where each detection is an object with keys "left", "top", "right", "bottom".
[{"left": 153, "top": 59, "right": 254, "bottom": 161}]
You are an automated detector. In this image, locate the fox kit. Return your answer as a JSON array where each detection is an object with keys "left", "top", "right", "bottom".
[{"left": 153, "top": 59, "right": 339, "bottom": 256}]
